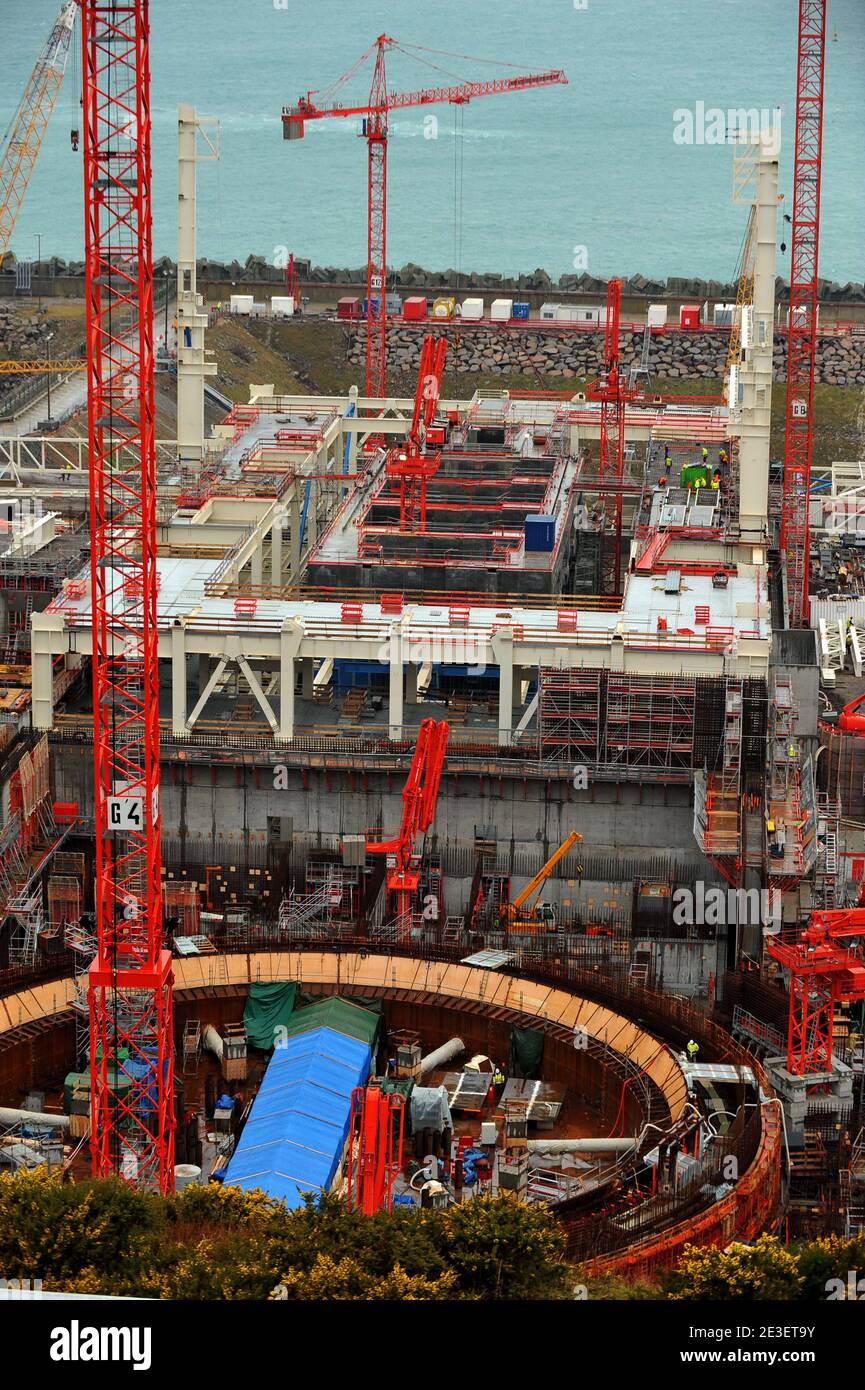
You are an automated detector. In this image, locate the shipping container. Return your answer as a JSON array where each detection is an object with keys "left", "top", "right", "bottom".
[
  {"left": 679, "top": 304, "right": 701, "bottom": 329},
  {"left": 403, "top": 296, "right": 427, "bottom": 321},
  {"left": 512, "top": 301, "right": 530, "bottom": 320},
  {"left": 229, "top": 295, "right": 254, "bottom": 314},
  {"left": 576, "top": 307, "right": 600, "bottom": 324},
  {"left": 270, "top": 295, "right": 295, "bottom": 317},
  {"left": 539, "top": 302, "right": 560, "bottom": 320},
  {"left": 647, "top": 303, "right": 668, "bottom": 328},
  {"left": 460, "top": 297, "right": 484, "bottom": 320},
  {"left": 555, "top": 305, "right": 581, "bottom": 323},
  {"left": 490, "top": 298, "right": 513, "bottom": 321},
  {"left": 713, "top": 303, "right": 735, "bottom": 326},
  {"left": 385, "top": 293, "right": 402, "bottom": 315},
  {"left": 524, "top": 514, "right": 556, "bottom": 552},
  {"left": 337, "top": 296, "right": 361, "bottom": 320}
]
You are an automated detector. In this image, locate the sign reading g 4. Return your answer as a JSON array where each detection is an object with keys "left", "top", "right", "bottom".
[{"left": 107, "top": 795, "right": 144, "bottom": 831}]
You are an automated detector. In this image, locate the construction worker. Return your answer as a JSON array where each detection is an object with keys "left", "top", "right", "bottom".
[
  {"left": 658, "top": 473, "right": 668, "bottom": 489},
  {"left": 718, "top": 448, "right": 728, "bottom": 469},
  {"left": 788, "top": 742, "right": 798, "bottom": 761},
  {"left": 846, "top": 615, "right": 854, "bottom": 650},
  {"left": 711, "top": 470, "right": 721, "bottom": 491},
  {"left": 686, "top": 1039, "right": 699, "bottom": 1062},
  {"left": 701, "top": 446, "right": 709, "bottom": 466}
]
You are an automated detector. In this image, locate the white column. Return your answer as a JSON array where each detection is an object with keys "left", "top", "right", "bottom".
[
  {"left": 271, "top": 513, "right": 284, "bottom": 587},
  {"left": 278, "top": 619, "right": 304, "bottom": 742},
  {"left": 736, "top": 134, "right": 779, "bottom": 542},
  {"left": 30, "top": 612, "right": 66, "bottom": 730},
  {"left": 388, "top": 628, "right": 404, "bottom": 739},
  {"left": 492, "top": 630, "right": 514, "bottom": 747},
  {"left": 171, "top": 622, "right": 187, "bottom": 735},
  {"left": 177, "top": 104, "right": 218, "bottom": 467}
]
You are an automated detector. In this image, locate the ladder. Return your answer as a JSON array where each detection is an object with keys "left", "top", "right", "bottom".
[
  {"left": 628, "top": 321, "right": 652, "bottom": 390},
  {"left": 442, "top": 916, "right": 464, "bottom": 946},
  {"left": 182, "top": 1019, "right": 202, "bottom": 1073}
]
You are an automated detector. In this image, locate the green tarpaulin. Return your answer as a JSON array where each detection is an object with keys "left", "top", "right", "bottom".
[
  {"left": 297, "top": 991, "right": 383, "bottom": 1017},
  {"left": 509, "top": 1026, "right": 544, "bottom": 1080},
  {"left": 243, "top": 981, "right": 298, "bottom": 1051},
  {"left": 277, "top": 995, "right": 380, "bottom": 1048}
]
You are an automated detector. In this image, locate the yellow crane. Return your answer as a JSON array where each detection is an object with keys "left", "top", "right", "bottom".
[
  {"left": 500, "top": 829, "right": 583, "bottom": 932},
  {"left": 0, "top": 358, "right": 84, "bottom": 373},
  {"left": 0, "top": 2, "right": 78, "bottom": 270},
  {"left": 725, "top": 205, "right": 756, "bottom": 377}
]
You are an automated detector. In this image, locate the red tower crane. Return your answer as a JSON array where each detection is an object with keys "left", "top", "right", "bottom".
[
  {"left": 282, "top": 38, "right": 567, "bottom": 401},
  {"left": 586, "top": 278, "right": 638, "bottom": 593},
  {"left": 767, "top": 908, "right": 865, "bottom": 1076},
  {"left": 81, "top": 0, "right": 173, "bottom": 1190},
  {"left": 385, "top": 333, "right": 447, "bottom": 531},
  {"left": 366, "top": 717, "right": 449, "bottom": 931},
  {"left": 780, "top": 0, "right": 827, "bottom": 627},
  {"left": 346, "top": 1083, "right": 405, "bottom": 1215}
]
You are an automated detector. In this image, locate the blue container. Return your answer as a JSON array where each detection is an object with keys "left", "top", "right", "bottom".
[
  {"left": 524, "top": 514, "right": 555, "bottom": 553},
  {"left": 512, "top": 301, "right": 530, "bottom": 320}
]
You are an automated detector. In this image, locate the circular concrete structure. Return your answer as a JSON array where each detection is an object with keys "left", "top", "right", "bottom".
[{"left": 0, "top": 948, "right": 781, "bottom": 1275}]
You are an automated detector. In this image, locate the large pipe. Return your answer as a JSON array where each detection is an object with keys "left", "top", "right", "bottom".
[
  {"left": 419, "top": 1037, "right": 465, "bottom": 1077},
  {"left": 0, "top": 1107, "right": 69, "bottom": 1130},
  {"left": 527, "top": 1137, "right": 634, "bottom": 1154},
  {"left": 202, "top": 1025, "right": 224, "bottom": 1061}
]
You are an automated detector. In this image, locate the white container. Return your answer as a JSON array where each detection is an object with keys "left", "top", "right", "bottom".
[
  {"left": 461, "top": 297, "right": 484, "bottom": 321},
  {"left": 555, "top": 305, "right": 581, "bottom": 322},
  {"left": 480, "top": 1122, "right": 497, "bottom": 1145},
  {"left": 539, "top": 302, "right": 559, "bottom": 320},
  {"left": 577, "top": 307, "right": 600, "bottom": 323},
  {"left": 713, "top": 303, "right": 735, "bottom": 326},
  {"left": 647, "top": 303, "right": 668, "bottom": 328},
  {"left": 490, "top": 298, "right": 513, "bottom": 321},
  {"left": 174, "top": 1164, "right": 202, "bottom": 1190},
  {"left": 270, "top": 295, "right": 295, "bottom": 317},
  {"left": 229, "top": 294, "right": 254, "bottom": 314}
]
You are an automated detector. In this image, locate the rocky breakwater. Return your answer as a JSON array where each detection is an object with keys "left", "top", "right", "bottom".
[{"left": 346, "top": 324, "right": 865, "bottom": 386}]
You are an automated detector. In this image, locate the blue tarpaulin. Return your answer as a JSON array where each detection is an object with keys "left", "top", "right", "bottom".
[{"left": 223, "top": 1025, "right": 372, "bottom": 1208}]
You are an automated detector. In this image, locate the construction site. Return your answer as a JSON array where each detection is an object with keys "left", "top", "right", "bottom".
[{"left": 0, "top": 1, "right": 863, "bottom": 1295}]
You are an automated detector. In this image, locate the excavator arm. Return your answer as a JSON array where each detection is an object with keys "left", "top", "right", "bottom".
[{"left": 838, "top": 690, "right": 865, "bottom": 733}]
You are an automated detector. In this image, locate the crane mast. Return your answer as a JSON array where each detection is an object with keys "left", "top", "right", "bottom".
[
  {"left": 780, "top": 0, "right": 827, "bottom": 626},
  {"left": 0, "top": 2, "right": 78, "bottom": 267},
  {"left": 81, "top": 0, "right": 173, "bottom": 1192}
]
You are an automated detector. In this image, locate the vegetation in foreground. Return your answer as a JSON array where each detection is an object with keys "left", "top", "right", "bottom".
[{"left": 1, "top": 1171, "right": 864, "bottom": 1300}]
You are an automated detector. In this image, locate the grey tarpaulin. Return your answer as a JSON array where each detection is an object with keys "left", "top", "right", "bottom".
[{"left": 410, "top": 1085, "right": 453, "bottom": 1134}]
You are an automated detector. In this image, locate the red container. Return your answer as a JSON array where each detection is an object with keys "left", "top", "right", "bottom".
[
  {"left": 403, "top": 295, "right": 427, "bottom": 321},
  {"left": 337, "top": 296, "right": 360, "bottom": 320},
  {"left": 679, "top": 304, "right": 701, "bottom": 329}
]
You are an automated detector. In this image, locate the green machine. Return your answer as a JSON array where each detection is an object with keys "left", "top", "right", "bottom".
[{"left": 680, "top": 461, "right": 711, "bottom": 489}]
